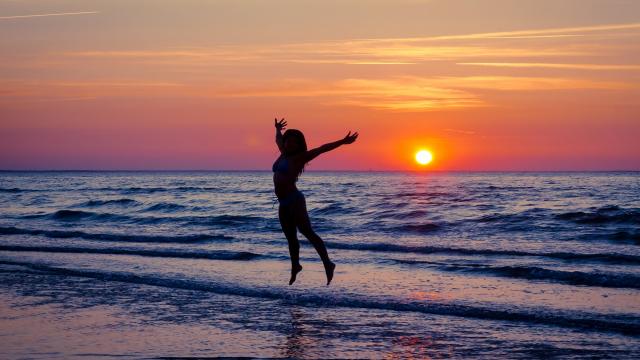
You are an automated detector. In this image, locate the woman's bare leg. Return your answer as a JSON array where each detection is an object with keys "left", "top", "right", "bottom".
[
  {"left": 300, "top": 227, "right": 335, "bottom": 285},
  {"left": 294, "top": 197, "right": 335, "bottom": 285},
  {"left": 279, "top": 205, "right": 302, "bottom": 285}
]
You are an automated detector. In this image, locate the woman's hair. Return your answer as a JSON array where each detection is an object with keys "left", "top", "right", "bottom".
[{"left": 282, "top": 129, "right": 308, "bottom": 178}]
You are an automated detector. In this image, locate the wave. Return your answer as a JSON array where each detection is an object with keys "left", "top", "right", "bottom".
[
  {"left": 18, "top": 209, "right": 271, "bottom": 228},
  {"left": 389, "top": 259, "right": 640, "bottom": 289},
  {"left": 21, "top": 209, "right": 133, "bottom": 222},
  {"left": 121, "top": 187, "right": 171, "bottom": 194},
  {"left": 144, "top": 203, "right": 188, "bottom": 212},
  {"left": 463, "top": 206, "right": 640, "bottom": 234},
  {"left": 0, "top": 187, "right": 24, "bottom": 193},
  {"left": 174, "top": 186, "right": 219, "bottom": 192},
  {"left": 1, "top": 186, "right": 222, "bottom": 194},
  {"left": 83, "top": 198, "right": 140, "bottom": 207},
  {"left": 486, "top": 185, "right": 536, "bottom": 191},
  {"left": 183, "top": 214, "right": 268, "bottom": 227},
  {"left": 579, "top": 231, "right": 640, "bottom": 245},
  {"left": 472, "top": 208, "right": 547, "bottom": 223},
  {"left": 393, "top": 191, "right": 452, "bottom": 198},
  {"left": 393, "top": 210, "right": 429, "bottom": 219},
  {"left": 361, "top": 217, "right": 444, "bottom": 233},
  {"left": 0, "top": 245, "right": 263, "bottom": 261},
  {"left": 0, "top": 226, "right": 233, "bottom": 243},
  {"left": 326, "top": 241, "right": 640, "bottom": 265},
  {"left": 390, "top": 223, "right": 442, "bottom": 233},
  {"left": 611, "top": 231, "right": 640, "bottom": 245},
  {"left": 1, "top": 259, "right": 638, "bottom": 336},
  {"left": 372, "top": 209, "right": 430, "bottom": 220},
  {"left": 310, "top": 203, "right": 357, "bottom": 215},
  {"left": 119, "top": 186, "right": 219, "bottom": 194},
  {"left": 556, "top": 205, "right": 640, "bottom": 225}
]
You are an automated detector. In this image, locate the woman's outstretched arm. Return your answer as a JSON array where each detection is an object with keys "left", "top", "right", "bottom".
[
  {"left": 275, "top": 118, "right": 287, "bottom": 152},
  {"left": 303, "top": 131, "right": 358, "bottom": 163}
]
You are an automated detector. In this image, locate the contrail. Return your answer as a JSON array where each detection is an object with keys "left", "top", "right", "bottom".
[{"left": 0, "top": 11, "right": 99, "bottom": 20}]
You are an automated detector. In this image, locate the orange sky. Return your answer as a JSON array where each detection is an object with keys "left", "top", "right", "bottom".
[{"left": 1, "top": 0, "right": 639, "bottom": 170}]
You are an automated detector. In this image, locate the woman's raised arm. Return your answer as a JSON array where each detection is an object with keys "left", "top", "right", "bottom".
[{"left": 303, "top": 131, "right": 358, "bottom": 163}]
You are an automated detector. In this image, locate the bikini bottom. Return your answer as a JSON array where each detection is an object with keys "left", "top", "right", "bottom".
[{"left": 278, "top": 189, "right": 304, "bottom": 208}]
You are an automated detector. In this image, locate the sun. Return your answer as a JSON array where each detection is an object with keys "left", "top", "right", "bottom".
[{"left": 415, "top": 150, "right": 433, "bottom": 165}]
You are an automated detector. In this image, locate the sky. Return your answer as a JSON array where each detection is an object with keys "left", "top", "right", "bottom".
[{"left": 1, "top": 0, "right": 639, "bottom": 171}]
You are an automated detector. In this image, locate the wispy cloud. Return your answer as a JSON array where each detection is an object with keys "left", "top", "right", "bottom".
[
  {"left": 331, "top": 78, "right": 484, "bottom": 110},
  {"left": 458, "top": 63, "right": 640, "bottom": 71},
  {"left": 60, "top": 23, "right": 639, "bottom": 66},
  {"left": 62, "top": 44, "right": 586, "bottom": 68},
  {"left": 0, "top": 79, "right": 185, "bottom": 104},
  {"left": 2, "top": 72, "right": 632, "bottom": 110},
  {"left": 67, "top": 50, "right": 215, "bottom": 58},
  {"left": 443, "top": 128, "right": 476, "bottom": 135},
  {"left": 4, "top": 21, "right": 637, "bottom": 111},
  {"left": 384, "top": 22, "right": 640, "bottom": 42},
  {"left": 478, "top": 35, "right": 584, "bottom": 39},
  {"left": 0, "top": 11, "right": 99, "bottom": 20},
  {"left": 431, "top": 76, "right": 632, "bottom": 91},
  {"left": 207, "top": 77, "right": 486, "bottom": 110},
  {"left": 53, "top": 81, "right": 183, "bottom": 87},
  {"left": 0, "top": 77, "right": 484, "bottom": 111}
]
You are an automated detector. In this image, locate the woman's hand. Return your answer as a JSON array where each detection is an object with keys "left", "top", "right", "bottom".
[
  {"left": 342, "top": 131, "right": 359, "bottom": 144},
  {"left": 274, "top": 118, "right": 287, "bottom": 131},
  {"left": 304, "top": 130, "right": 359, "bottom": 162}
]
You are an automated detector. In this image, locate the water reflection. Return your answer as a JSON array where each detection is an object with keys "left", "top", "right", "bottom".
[
  {"left": 282, "top": 306, "right": 306, "bottom": 359},
  {"left": 388, "top": 334, "right": 453, "bottom": 359}
]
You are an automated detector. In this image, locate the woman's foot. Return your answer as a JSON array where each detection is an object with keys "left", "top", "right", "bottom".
[
  {"left": 325, "top": 261, "right": 336, "bottom": 286},
  {"left": 289, "top": 264, "right": 303, "bottom": 285}
]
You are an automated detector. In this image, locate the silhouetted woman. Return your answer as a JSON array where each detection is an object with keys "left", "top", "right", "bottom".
[{"left": 273, "top": 118, "right": 358, "bottom": 285}]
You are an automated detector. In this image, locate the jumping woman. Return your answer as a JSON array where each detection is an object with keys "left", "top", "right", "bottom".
[{"left": 273, "top": 118, "right": 358, "bottom": 286}]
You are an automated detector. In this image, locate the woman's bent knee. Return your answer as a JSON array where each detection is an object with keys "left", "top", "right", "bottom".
[{"left": 298, "top": 226, "right": 315, "bottom": 237}]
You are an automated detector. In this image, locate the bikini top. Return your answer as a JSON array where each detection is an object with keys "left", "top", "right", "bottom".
[{"left": 272, "top": 155, "right": 289, "bottom": 174}]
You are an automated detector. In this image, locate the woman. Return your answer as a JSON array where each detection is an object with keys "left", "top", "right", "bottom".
[{"left": 273, "top": 118, "right": 358, "bottom": 286}]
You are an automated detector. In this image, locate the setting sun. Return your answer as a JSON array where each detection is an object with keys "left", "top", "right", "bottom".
[{"left": 415, "top": 150, "right": 433, "bottom": 165}]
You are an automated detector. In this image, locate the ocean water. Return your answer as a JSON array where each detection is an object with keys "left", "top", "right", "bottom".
[{"left": 0, "top": 171, "right": 639, "bottom": 359}]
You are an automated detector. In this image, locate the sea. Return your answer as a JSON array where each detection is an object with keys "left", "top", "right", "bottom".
[{"left": 0, "top": 171, "right": 639, "bottom": 359}]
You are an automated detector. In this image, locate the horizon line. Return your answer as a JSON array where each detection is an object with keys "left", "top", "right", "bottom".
[{"left": 1, "top": 169, "right": 638, "bottom": 173}]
